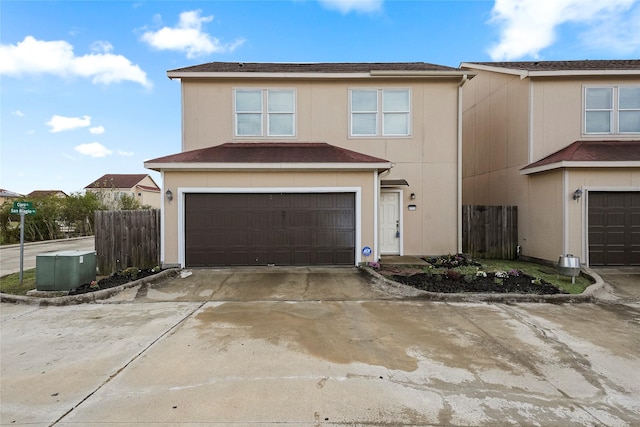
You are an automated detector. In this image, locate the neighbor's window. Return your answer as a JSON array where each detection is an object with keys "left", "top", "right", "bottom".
[
  {"left": 585, "top": 86, "right": 640, "bottom": 134},
  {"left": 350, "top": 89, "right": 410, "bottom": 137},
  {"left": 235, "top": 89, "right": 295, "bottom": 137}
]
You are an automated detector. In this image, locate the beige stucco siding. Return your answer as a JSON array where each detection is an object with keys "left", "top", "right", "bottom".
[
  {"left": 175, "top": 77, "right": 461, "bottom": 257},
  {"left": 525, "top": 171, "right": 564, "bottom": 261},
  {"left": 531, "top": 76, "right": 640, "bottom": 161},
  {"left": 462, "top": 70, "right": 530, "bottom": 206}
]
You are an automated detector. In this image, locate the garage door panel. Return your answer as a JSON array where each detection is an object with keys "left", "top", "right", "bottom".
[
  {"left": 589, "top": 191, "right": 640, "bottom": 266},
  {"left": 185, "top": 193, "right": 355, "bottom": 267}
]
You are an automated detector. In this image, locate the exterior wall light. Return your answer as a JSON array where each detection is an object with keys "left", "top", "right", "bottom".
[
  {"left": 573, "top": 188, "right": 583, "bottom": 201},
  {"left": 165, "top": 189, "right": 173, "bottom": 202},
  {"left": 410, "top": 193, "right": 416, "bottom": 200}
]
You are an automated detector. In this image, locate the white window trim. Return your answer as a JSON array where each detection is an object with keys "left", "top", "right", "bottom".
[
  {"left": 349, "top": 88, "right": 411, "bottom": 138},
  {"left": 583, "top": 85, "right": 640, "bottom": 135},
  {"left": 234, "top": 88, "right": 296, "bottom": 138}
]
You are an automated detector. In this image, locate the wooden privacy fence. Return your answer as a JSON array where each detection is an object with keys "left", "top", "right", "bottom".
[
  {"left": 462, "top": 205, "right": 518, "bottom": 260},
  {"left": 94, "top": 209, "right": 160, "bottom": 274}
]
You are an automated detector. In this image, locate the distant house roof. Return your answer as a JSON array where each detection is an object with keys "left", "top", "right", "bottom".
[
  {"left": 27, "top": 190, "right": 67, "bottom": 198},
  {"left": 0, "top": 189, "right": 23, "bottom": 198},
  {"left": 85, "top": 174, "right": 159, "bottom": 190},
  {"left": 167, "top": 62, "right": 474, "bottom": 80},
  {"left": 521, "top": 141, "right": 640, "bottom": 175},
  {"left": 461, "top": 60, "right": 640, "bottom": 77},
  {"left": 145, "top": 142, "right": 391, "bottom": 171}
]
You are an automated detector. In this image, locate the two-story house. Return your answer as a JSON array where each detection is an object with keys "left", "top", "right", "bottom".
[
  {"left": 461, "top": 60, "right": 640, "bottom": 266},
  {"left": 85, "top": 174, "right": 161, "bottom": 209},
  {"left": 145, "top": 62, "right": 473, "bottom": 268}
]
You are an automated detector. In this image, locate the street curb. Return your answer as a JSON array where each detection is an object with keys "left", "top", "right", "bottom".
[
  {"left": 0, "top": 236, "right": 94, "bottom": 251},
  {"left": 0, "top": 269, "right": 180, "bottom": 306},
  {"left": 361, "top": 266, "right": 604, "bottom": 303}
]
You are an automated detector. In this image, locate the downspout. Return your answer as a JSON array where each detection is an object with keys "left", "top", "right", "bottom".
[{"left": 457, "top": 74, "right": 468, "bottom": 254}]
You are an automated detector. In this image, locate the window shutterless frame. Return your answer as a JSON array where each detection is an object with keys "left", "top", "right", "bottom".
[
  {"left": 349, "top": 88, "right": 411, "bottom": 137},
  {"left": 584, "top": 85, "right": 640, "bottom": 135},
  {"left": 234, "top": 88, "right": 296, "bottom": 137}
]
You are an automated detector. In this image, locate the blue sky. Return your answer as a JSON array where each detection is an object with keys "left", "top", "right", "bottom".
[{"left": 2, "top": 0, "right": 639, "bottom": 195}]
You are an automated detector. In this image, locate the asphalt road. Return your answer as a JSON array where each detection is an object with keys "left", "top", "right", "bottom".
[
  {"left": 1, "top": 268, "right": 639, "bottom": 426},
  {"left": 0, "top": 236, "right": 95, "bottom": 276}
]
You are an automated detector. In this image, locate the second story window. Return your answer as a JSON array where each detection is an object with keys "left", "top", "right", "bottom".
[
  {"left": 350, "top": 89, "right": 410, "bottom": 137},
  {"left": 235, "top": 89, "right": 295, "bottom": 137},
  {"left": 584, "top": 86, "right": 640, "bottom": 134}
]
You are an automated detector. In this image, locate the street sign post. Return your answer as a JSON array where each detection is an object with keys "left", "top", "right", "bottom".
[{"left": 11, "top": 201, "right": 37, "bottom": 284}]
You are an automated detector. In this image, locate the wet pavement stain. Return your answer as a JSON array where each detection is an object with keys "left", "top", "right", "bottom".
[{"left": 194, "top": 301, "right": 420, "bottom": 371}]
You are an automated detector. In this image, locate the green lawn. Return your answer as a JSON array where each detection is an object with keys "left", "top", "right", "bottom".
[
  {"left": 479, "top": 259, "right": 593, "bottom": 294},
  {"left": 0, "top": 269, "right": 37, "bottom": 296}
]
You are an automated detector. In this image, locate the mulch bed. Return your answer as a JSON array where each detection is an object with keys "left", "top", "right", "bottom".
[
  {"left": 388, "top": 272, "right": 567, "bottom": 295},
  {"left": 379, "top": 254, "right": 568, "bottom": 295},
  {"left": 68, "top": 269, "right": 159, "bottom": 295}
]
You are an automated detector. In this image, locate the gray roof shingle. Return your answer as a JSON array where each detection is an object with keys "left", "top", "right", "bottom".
[
  {"left": 168, "top": 62, "right": 460, "bottom": 74},
  {"left": 522, "top": 140, "right": 640, "bottom": 171},
  {"left": 464, "top": 59, "right": 640, "bottom": 72}
]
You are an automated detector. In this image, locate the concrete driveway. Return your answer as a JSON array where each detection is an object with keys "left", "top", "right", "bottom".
[{"left": 1, "top": 268, "right": 639, "bottom": 426}]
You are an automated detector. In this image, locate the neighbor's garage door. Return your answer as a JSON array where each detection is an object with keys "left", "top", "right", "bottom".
[
  {"left": 185, "top": 193, "right": 355, "bottom": 267},
  {"left": 589, "top": 191, "right": 640, "bottom": 266}
]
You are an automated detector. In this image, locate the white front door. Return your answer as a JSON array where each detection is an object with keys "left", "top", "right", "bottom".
[{"left": 379, "top": 191, "right": 401, "bottom": 254}]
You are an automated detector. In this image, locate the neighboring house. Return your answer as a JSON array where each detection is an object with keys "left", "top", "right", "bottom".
[
  {"left": 0, "top": 189, "right": 23, "bottom": 206},
  {"left": 85, "top": 174, "right": 161, "bottom": 209},
  {"left": 460, "top": 60, "right": 640, "bottom": 266},
  {"left": 145, "top": 62, "right": 474, "bottom": 268},
  {"left": 27, "top": 190, "right": 68, "bottom": 198}
]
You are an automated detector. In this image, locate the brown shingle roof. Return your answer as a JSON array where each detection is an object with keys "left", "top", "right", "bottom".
[
  {"left": 86, "top": 174, "right": 158, "bottom": 190},
  {"left": 27, "top": 190, "right": 67, "bottom": 198},
  {"left": 521, "top": 141, "right": 640, "bottom": 172},
  {"left": 168, "top": 61, "right": 459, "bottom": 74},
  {"left": 145, "top": 142, "right": 390, "bottom": 165},
  {"left": 464, "top": 59, "right": 640, "bottom": 72}
]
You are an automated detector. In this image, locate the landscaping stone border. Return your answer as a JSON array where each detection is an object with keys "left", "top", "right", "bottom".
[
  {"left": 361, "top": 265, "right": 606, "bottom": 303},
  {"left": 1, "top": 265, "right": 608, "bottom": 306},
  {"left": 0, "top": 269, "right": 180, "bottom": 306}
]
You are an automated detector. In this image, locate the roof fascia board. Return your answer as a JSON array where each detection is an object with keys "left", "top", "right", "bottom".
[
  {"left": 529, "top": 70, "right": 640, "bottom": 77},
  {"left": 145, "top": 162, "right": 393, "bottom": 171},
  {"left": 167, "top": 70, "right": 474, "bottom": 80},
  {"left": 461, "top": 63, "right": 640, "bottom": 79},
  {"left": 520, "top": 160, "right": 640, "bottom": 175}
]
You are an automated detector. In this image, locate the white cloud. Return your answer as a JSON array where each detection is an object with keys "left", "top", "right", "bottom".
[
  {"left": 487, "top": 0, "right": 639, "bottom": 60},
  {"left": 140, "top": 9, "right": 245, "bottom": 58},
  {"left": 74, "top": 142, "right": 113, "bottom": 158},
  {"left": 47, "top": 115, "right": 91, "bottom": 133},
  {"left": 318, "top": 0, "right": 382, "bottom": 14},
  {"left": 89, "top": 125, "right": 105, "bottom": 135},
  {"left": 13, "top": 110, "right": 24, "bottom": 117},
  {"left": 0, "top": 36, "right": 152, "bottom": 88},
  {"left": 117, "top": 150, "right": 134, "bottom": 156}
]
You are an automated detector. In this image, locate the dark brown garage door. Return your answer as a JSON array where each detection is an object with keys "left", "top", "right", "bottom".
[
  {"left": 185, "top": 193, "right": 356, "bottom": 267},
  {"left": 589, "top": 192, "right": 640, "bottom": 266}
]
